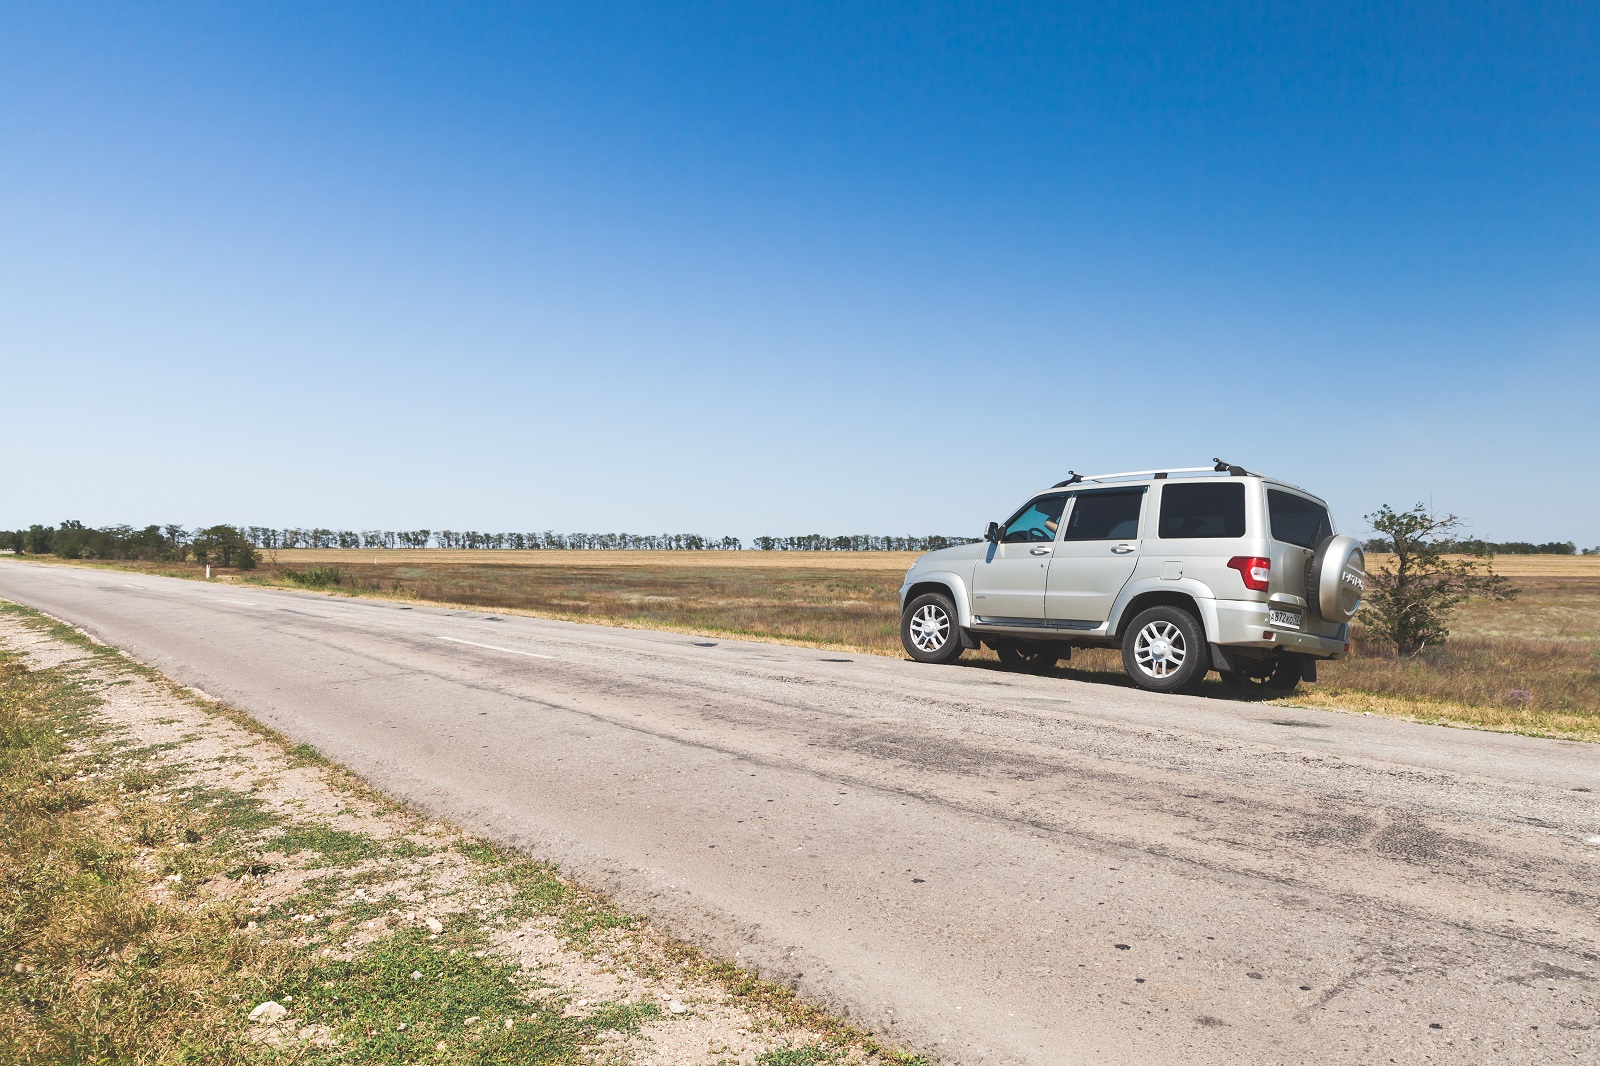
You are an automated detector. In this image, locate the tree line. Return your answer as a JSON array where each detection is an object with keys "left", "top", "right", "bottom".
[
  {"left": 750, "top": 534, "right": 977, "bottom": 551},
  {"left": 6, "top": 523, "right": 260, "bottom": 568},
  {"left": 253, "top": 529, "right": 748, "bottom": 551},
  {"left": 2, "top": 522, "right": 981, "bottom": 561}
]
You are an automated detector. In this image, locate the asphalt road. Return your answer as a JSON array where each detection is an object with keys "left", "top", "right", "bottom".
[{"left": 2, "top": 559, "right": 1597, "bottom": 1064}]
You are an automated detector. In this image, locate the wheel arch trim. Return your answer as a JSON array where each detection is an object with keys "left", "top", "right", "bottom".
[
  {"left": 1109, "top": 580, "right": 1220, "bottom": 641},
  {"left": 900, "top": 572, "right": 974, "bottom": 628}
]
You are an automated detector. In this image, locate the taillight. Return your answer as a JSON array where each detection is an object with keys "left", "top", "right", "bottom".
[{"left": 1227, "top": 556, "right": 1271, "bottom": 592}]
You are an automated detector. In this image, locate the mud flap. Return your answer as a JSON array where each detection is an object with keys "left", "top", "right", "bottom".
[
  {"left": 1295, "top": 654, "right": 1318, "bottom": 682},
  {"left": 1210, "top": 643, "right": 1234, "bottom": 673},
  {"left": 960, "top": 628, "right": 981, "bottom": 650}
]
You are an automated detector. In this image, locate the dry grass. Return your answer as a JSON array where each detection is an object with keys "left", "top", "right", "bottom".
[{"left": 11, "top": 551, "right": 1599, "bottom": 741}]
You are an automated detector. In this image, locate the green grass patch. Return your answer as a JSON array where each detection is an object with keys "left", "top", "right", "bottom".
[
  {"left": 280, "top": 927, "right": 659, "bottom": 1063},
  {"left": 491, "top": 856, "right": 641, "bottom": 944},
  {"left": 271, "top": 823, "right": 432, "bottom": 863},
  {"left": 758, "top": 1047, "right": 848, "bottom": 1066},
  {"left": 272, "top": 824, "right": 392, "bottom": 863}
]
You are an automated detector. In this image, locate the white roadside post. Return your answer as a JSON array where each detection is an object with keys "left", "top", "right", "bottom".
[{"left": 205, "top": 565, "right": 211, "bottom": 579}]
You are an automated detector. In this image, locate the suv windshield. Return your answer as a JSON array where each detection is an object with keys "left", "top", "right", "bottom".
[{"left": 1268, "top": 489, "right": 1332, "bottom": 549}]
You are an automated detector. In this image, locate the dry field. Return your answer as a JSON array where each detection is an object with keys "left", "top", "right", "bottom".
[{"left": 14, "top": 550, "right": 1600, "bottom": 740}]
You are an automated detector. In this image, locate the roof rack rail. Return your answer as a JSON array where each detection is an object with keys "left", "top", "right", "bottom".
[{"left": 1053, "top": 465, "right": 1219, "bottom": 486}]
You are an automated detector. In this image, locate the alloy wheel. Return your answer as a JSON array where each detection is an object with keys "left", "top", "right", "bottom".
[
  {"left": 908, "top": 604, "right": 951, "bottom": 652},
  {"left": 1133, "top": 619, "right": 1186, "bottom": 679}
]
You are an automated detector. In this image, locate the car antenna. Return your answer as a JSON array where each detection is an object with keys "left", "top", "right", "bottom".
[
  {"left": 1212, "top": 457, "right": 1252, "bottom": 477},
  {"left": 1053, "top": 470, "right": 1084, "bottom": 488}
]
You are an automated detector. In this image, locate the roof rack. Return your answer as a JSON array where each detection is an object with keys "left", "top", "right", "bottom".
[{"left": 1051, "top": 460, "right": 1255, "bottom": 488}]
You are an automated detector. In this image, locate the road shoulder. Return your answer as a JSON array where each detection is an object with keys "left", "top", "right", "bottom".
[{"left": 0, "top": 601, "right": 925, "bottom": 1065}]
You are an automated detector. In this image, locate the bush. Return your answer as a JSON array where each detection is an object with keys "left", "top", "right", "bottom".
[
  {"left": 279, "top": 567, "right": 342, "bottom": 589},
  {"left": 1363, "top": 504, "right": 1517, "bottom": 656}
]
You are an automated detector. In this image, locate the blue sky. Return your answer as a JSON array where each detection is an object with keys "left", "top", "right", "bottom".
[{"left": 3, "top": 3, "right": 1596, "bottom": 543}]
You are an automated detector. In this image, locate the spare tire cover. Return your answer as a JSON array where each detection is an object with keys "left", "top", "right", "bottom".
[{"left": 1306, "top": 534, "right": 1366, "bottom": 622}]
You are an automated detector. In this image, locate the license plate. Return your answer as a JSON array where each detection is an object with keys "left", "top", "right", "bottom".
[{"left": 1269, "top": 608, "right": 1303, "bottom": 630}]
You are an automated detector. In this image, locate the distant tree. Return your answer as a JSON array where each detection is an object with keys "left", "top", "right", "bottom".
[
  {"left": 1362, "top": 504, "right": 1516, "bottom": 656},
  {"left": 51, "top": 521, "right": 90, "bottom": 558},
  {"left": 191, "top": 525, "right": 259, "bottom": 570}
]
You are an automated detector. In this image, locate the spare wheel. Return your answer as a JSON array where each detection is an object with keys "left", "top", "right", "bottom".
[{"left": 1306, "top": 534, "right": 1366, "bottom": 622}]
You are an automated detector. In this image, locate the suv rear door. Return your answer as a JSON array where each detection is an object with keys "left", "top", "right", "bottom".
[
  {"left": 1044, "top": 487, "right": 1147, "bottom": 626},
  {"left": 1265, "top": 487, "right": 1341, "bottom": 635}
]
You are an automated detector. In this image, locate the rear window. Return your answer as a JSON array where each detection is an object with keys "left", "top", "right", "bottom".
[
  {"left": 1268, "top": 489, "right": 1332, "bottom": 549},
  {"left": 1158, "top": 483, "right": 1245, "bottom": 539}
]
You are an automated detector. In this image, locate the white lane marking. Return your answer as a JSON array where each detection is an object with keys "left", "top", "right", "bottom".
[
  {"left": 436, "top": 635, "right": 555, "bottom": 660},
  {"left": 220, "top": 600, "right": 259, "bottom": 606},
  {"left": 122, "top": 584, "right": 144, "bottom": 589}
]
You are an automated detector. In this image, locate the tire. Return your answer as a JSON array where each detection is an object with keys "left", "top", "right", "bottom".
[
  {"left": 1220, "top": 654, "right": 1301, "bottom": 694},
  {"left": 1306, "top": 534, "right": 1367, "bottom": 622},
  {"left": 901, "top": 592, "right": 965, "bottom": 664},
  {"left": 1121, "top": 606, "right": 1208, "bottom": 694},
  {"left": 994, "top": 640, "right": 1060, "bottom": 673}
]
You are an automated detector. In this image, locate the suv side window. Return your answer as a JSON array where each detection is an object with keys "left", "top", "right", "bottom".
[
  {"left": 1001, "top": 494, "right": 1069, "bottom": 543},
  {"left": 1062, "top": 488, "right": 1145, "bottom": 541},
  {"left": 1158, "top": 482, "right": 1245, "bottom": 539},
  {"left": 1268, "top": 489, "right": 1332, "bottom": 549}
]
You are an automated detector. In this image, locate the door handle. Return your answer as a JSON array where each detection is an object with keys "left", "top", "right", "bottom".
[
  {"left": 1110, "top": 544, "right": 1136, "bottom": 554},
  {"left": 1029, "top": 546, "right": 1052, "bottom": 556}
]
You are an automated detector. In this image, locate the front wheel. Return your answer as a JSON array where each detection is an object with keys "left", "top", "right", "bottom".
[
  {"left": 1121, "top": 606, "right": 1208, "bottom": 694},
  {"left": 900, "top": 592, "right": 965, "bottom": 664}
]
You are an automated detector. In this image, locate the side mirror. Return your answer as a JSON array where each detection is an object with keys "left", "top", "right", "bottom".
[{"left": 984, "top": 521, "right": 1002, "bottom": 543}]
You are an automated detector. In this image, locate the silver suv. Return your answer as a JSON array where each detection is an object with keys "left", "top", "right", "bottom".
[{"left": 897, "top": 461, "right": 1367, "bottom": 694}]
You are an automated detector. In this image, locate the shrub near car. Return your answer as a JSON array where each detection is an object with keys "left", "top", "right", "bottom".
[{"left": 898, "top": 461, "right": 1366, "bottom": 694}]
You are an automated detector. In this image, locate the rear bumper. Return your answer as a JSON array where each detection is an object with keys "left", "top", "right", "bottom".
[{"left": 1212, "top": 598, "right": 1350, "bottom": 659}]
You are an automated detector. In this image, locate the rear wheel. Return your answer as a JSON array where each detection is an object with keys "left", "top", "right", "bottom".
[
  {"left": 901, "top": 592, "right": 965, "bottom": 664},
  {"left": 994, "top": 640, "right": 1060, "bottom": 673},
  {"left": 1121, "top": 606, "right": 1207, "bottom": 694},
  {"left": 1221, "top": 654, "right": 1301, "bottom": 694}
]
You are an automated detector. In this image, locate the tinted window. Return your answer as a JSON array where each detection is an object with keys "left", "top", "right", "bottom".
[
  {"left": 1268, "top": 489, "right": 1332, "bottom": 549},
  {"left": 1001, "top": 494, "right": 1068, "bottom": 543},
  {"left": 1062, "top": 489, "right": 1144, "bottom": 541},
  {"left": 1158, "top": 483, "right": 1245, "bottom": 539}
]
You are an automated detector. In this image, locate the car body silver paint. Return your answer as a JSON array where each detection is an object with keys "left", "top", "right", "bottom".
[{"left": 900, "top": 470, "right": 1363, "bottom": 670}]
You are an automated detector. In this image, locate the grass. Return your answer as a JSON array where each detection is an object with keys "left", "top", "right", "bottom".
[
  {"left": 9, "top": 549, "right": 1599, "bottom": 740},
  {"left": 0, "top": 601, "right": 927, "bottom": 1065}
]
